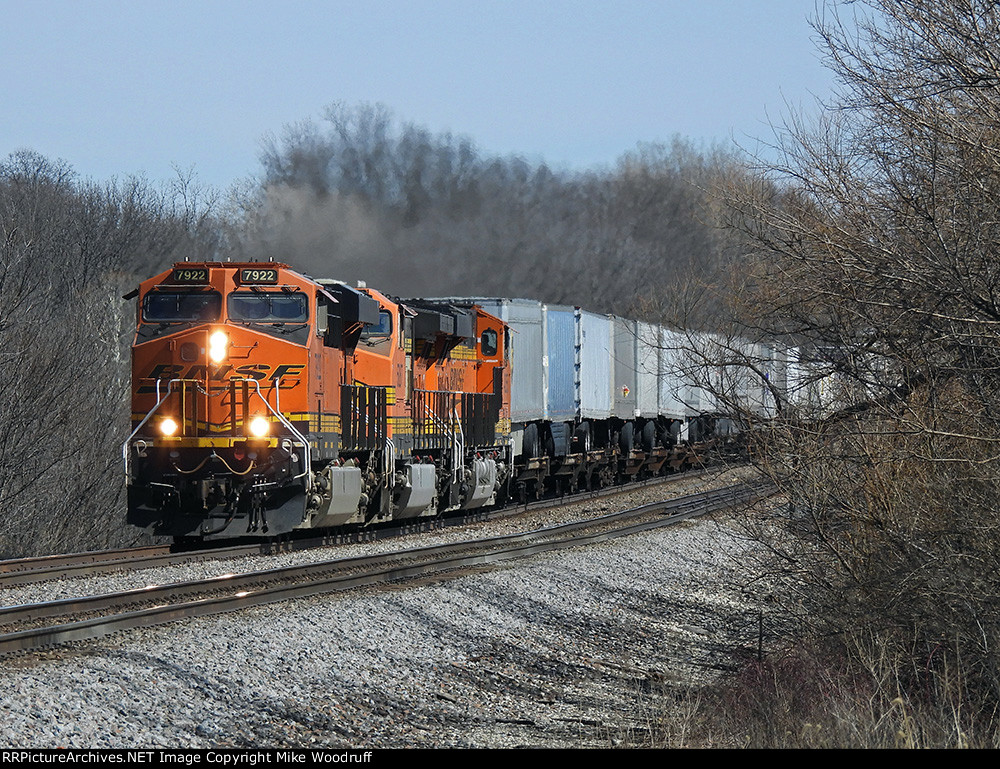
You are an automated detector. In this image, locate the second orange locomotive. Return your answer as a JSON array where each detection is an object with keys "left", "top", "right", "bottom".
[{"left": 125, "top": 262, "right": 511, "bottom": 539}]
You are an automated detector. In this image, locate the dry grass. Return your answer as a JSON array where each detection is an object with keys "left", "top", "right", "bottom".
[{"left": 623, "top": 641, "right": 1000, "bottom": 748}]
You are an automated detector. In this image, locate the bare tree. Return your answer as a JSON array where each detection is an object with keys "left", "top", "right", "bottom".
[
  {"left": 0, "top": 151, "right": 221, "bottom": 556},
  {"left": 720, "top": 0, "right": 1000, "bottom": 713}
]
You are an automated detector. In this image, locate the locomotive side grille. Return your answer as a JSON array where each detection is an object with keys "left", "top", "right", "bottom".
[
  {"left": 413, "top": 389, "right": 452, "bottom": 451},
  {"left": 461, "top": 391, "right": 500, "bottom": 446},
  {"left": 413, "top": 387, "right": 501, "bottom": 451},
  {"left": 341, "top": 384, "right": 387, "bottom": 450}
]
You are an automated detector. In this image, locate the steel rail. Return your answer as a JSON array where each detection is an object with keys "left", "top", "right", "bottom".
[
  {"left": 0, "top": 545, "right": 172, "bottom": 576},
  {"left": 0, "top": 542, "right": 287, "bottom": 587},
  {"left": 0, "top": 465, "right": 726, "bottom": 587},
  {"left": 0, "top": 480, "right": 774, "bottom": 655}
]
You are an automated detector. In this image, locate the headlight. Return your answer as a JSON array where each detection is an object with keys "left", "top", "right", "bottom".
[
  {"left": 160, "top": 418, "right": 179, "bottom": 436},
  {"left": 208, "top": 330, "right": 229, "bottom": 363},
  {"left": 249, "top": 416, "right": 269, "bottom": 438}
]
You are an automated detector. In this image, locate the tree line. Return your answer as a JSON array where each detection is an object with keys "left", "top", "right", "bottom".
[{"left": 230, "top": 102, "right": 743, "bottom": 319}]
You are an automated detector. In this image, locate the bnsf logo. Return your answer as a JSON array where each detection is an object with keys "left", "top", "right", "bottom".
[{"left": 138, "top": 363, "right": 305, "bottom": 393}]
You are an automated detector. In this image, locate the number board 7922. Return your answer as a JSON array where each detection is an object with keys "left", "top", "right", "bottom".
[
  {"left": 170, "top": 268, "right": 209, "bottom": 284},
  {"left": 237, "top": 268, "right": 279, "bottom": 285}
]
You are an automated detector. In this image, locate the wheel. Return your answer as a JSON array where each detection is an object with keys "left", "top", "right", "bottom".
[{"left": 659, "top": 420, "right": 679, "bottom": 448}]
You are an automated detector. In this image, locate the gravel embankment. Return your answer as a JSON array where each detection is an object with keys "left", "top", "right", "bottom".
[{"left": 0, "top": 468, "right": 779, "bottom": 748}]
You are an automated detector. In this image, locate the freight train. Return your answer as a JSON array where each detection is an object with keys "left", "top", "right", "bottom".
[{"left": 124, "top": 261, "right": 797, "bottom": 540}]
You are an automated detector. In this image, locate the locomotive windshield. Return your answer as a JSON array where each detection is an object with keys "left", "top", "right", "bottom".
[
  {"left": 228, "top": 291, "right": 308, "bottom": 323},
  {"left": 143, "top": 291, "right": 221, "bottom": 322}
]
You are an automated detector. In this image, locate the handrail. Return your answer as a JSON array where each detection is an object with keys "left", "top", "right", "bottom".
[
  {"left": 122, "top": 378, "right": 206, "bottom": 482},
  {"left": 415, "top": 389, "right": 457, "bottom": 434},
  {"left": 241, "top": 377, "right": 312, "bottom": 485},
  {"left": 123, "top": 377, "right": 313, "bottom": 491},
  {"left": 452, "top": 405, "right": 464, "bottom": 484}
]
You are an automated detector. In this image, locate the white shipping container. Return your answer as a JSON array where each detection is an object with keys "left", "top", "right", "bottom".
[
  {"left": 636, "top": 322, "right": 660, "bottom": 417},
  {"left": 658, "top": 327, "right": 690, "bottom": 418},
  {"left": 577, "top": 309, "right": 613, "bottom": 420},
  {"left": 461, "top": 298, "right": 548, "bottom": 423}
]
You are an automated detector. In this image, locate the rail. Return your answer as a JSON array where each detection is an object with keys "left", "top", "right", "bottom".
[{"left": 0, "top": 479, "right": 774, "bottom": 655}]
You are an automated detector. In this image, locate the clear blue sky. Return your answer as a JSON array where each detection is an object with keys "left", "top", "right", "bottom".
[{"left": 1, "top": 0, "right": 835, "bottom": 188}]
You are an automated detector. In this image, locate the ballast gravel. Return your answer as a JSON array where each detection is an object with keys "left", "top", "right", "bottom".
[{"left": 0, "top": 468, "right": 782, "bottom": 748}]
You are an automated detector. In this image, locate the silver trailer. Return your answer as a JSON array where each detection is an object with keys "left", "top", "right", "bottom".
[
  {"left": 576, "top": 308, "right": 614, "bottom": 420},
  {"left": 542, "top": 305, "right": 617, "bottom": 425},
  {"left": 612, "top": 317, "right": 638, "bottom": 419},
  {"left": 467, "top": 298, "right": 547, "bottom": 423},
  {"left": 759, "top": 343, "right": 789, "bottom": 419},
  {"left": 636, "top": 321, "right": 660, "bottom": 418},
  {"left": 657, "top": 327, "right": 691, "bottom": 419},
  {"left": 684, "top": 330, "right": 723, "bottom": 415},
  {"left": 544, "top": 304, "right": 578, "bottom": 422}
]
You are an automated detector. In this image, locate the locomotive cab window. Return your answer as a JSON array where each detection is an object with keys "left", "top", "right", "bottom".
[
  {"left": 228, "top": 292, "right": 308, "bottom": 323},
  {"left": 360, "top": 310, "right": 393, "bottom": 340},
  {"left": 481, "top": 328, "right": 498, "bottom": 356},
  {"left": 143, "top": 291, "right": 221, "bottom": 322}
]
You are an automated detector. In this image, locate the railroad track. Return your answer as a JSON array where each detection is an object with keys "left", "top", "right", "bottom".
[
  {"left": 0, "top": 479, "right": 774, "bottom": 655},
  {"left": 0, "top": 466, "right": 720, "bottom": 586}
]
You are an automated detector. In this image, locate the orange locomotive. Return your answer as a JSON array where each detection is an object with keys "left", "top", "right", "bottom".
[{"left": 125, "top": 262, "right": 511, "bottom": 539}]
